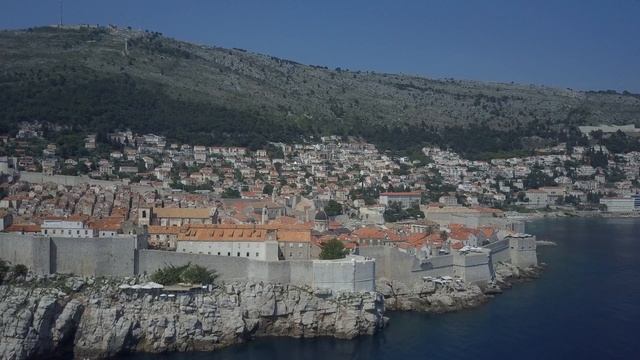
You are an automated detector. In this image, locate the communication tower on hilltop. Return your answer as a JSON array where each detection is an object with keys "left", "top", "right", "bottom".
[{"left": 59, "top": 0, "right": 64, "bottom": 27}]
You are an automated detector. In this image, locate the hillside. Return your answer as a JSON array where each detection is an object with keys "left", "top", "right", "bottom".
[{"left": 1, "top": 25, "right": 639, "bottom": 157}]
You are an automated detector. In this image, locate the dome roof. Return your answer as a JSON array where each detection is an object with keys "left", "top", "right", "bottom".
[{"left": 314, "top": 210, "right": 328, "bottom": 221}]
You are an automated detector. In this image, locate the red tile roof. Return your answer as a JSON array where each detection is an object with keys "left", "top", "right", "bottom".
[{"left": 5, "top": 224, "right": 41, "bottom": 233}]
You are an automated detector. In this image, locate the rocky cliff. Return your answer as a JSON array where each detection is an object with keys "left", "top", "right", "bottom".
[
  {"left": 377, "top": 262, "right": 545, "bottom": 313},
  {"left": 0, "top": 276, "right": 385, "bottom": 359},
  {"left": 378, "top": 278, "right": 487, "bottom": 313}
]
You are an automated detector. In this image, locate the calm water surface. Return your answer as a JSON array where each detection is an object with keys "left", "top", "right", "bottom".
[{"left": 121, "top": 218, "right": 640, "bottom": 360}]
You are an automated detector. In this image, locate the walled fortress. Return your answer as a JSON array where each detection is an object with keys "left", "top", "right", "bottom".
[
  {"left": 361, "top": 234, "right": 537, "bottom": 285},
  {"left": 0, "top": 231, "right": 537, "bottom": 291}
]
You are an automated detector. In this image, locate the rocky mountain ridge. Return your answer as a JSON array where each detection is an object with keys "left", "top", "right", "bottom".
[{"left": 1, "top": 25, "right": 639, "bottom": 155}]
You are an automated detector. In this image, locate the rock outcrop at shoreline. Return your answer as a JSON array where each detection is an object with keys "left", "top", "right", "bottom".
[
  {"left": 377, "top": 279, "right": 487, "bottom": 313},
  {"left": 0, "top": 277, "right": 386, "bottom": 360},
  {"left": 377, "top": 263, "right": 545, "bottom": 313},
  {"left": 494, "top": 262, "right": 545, "bottom": 289}
]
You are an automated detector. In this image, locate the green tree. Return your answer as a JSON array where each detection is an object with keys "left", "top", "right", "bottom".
[
  {"left": 525, "top": 166, "right": 556, "bottom": 189},
  {"left": 222, "top": 188, "right": 241, "bottom": 198},
  {"left": 12, "top": 264, "right": 28, "bottom": 278},
  {"left": 0, "top": 260, "right": 9, "bottom": 284},
  {"left": 384, "top": 202, "right": 424, "bottom": 222},
  {"left": 180, "top": 264, "right": 218, "bottom": 284},
  {"left": 324, "top": 200, "right": 343, "bottom": 217},
  {"left": 262, "top": 183, "right": 274, "bottom": 195},
  {"left": 319, "top": 238, "right": 348, "bottom": 260},
  {"left": 588, "top": 149, "right": 608, "bottom": 168},
  {"left": 606, "top": 166, "right": 626, "bottom": 184},
  {"left": 151, "top": 263, "right": 217, "bottom": 285},
  {"left": 151, "top": 264, "right": 186, "bottom": 285}
]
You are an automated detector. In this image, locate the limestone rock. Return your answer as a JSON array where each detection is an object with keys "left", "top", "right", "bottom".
[
  {"left": 0, "top": 280, "right": 385, "bottom": 359},
  {"left": 379, "top": 279, "right": 487, "bottom": 313}
]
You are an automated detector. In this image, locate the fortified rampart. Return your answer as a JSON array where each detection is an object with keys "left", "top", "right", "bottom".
[
  {"left": 0, "top": 234, "right": 375, "bottom": 292},
  {"left": 358, "top": 246, "right": 453, "bottom": 284},
  {"left": 360, "top": 234, "right": 537, "bottom": 287},
  {"left": 18, "top": 171, "right": 158, "bottom": 194}
]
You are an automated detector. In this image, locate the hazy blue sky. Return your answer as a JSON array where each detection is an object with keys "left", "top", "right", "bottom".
[{"left": 1, "top": 0, "right": 639, "bottom": 92}]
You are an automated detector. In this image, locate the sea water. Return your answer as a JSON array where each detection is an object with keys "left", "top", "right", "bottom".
[{"left": 121, "top": 218, "right": 640, "bottom": 360}]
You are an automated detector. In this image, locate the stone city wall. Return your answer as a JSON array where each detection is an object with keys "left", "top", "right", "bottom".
[
  {"left": 508, "top": 236, "right": 538, "bottom": 268},
  {"left": 359, "top": 246, "right": 424, "bottom": 284},
  {"left": 0, "top": 234, "right": 375, "bottom": 292},
  {"left": 484, "top": 238, "right": 510, "bottom": 264},
  {"left": 359, "top": 239, "right": 531, "bottom": 286},
  {"left": 359, "top": 247, "right": 459, "bottom": 284},
  {"left": 18, "top": 171, "right": 157, "bottom": 194},
  {"left": 0, "top": 234, "right": 50, "bottom": 274},
  {"left": 50, "top": 236, "right": 138, "bottom": 277},
  {"left": 312, "top": 256, "right": 376, "bottom": 292},
  {"left": 137, "top": 249, "right": 250, "bottom": 281},
  {"left": 453, "top": 251, "right": 492, "bottom": 285}
]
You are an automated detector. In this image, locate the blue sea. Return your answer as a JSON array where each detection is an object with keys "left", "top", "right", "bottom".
[{"left": 121, "top": 218, "right": 640, "bottom": 360}]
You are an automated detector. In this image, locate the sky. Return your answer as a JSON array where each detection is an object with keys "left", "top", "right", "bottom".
[{"left": 1, "top": 0, "right": 639, "bottom": 92}]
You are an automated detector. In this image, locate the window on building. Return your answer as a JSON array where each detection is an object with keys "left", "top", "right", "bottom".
[
  {"left": 142, "top": 210, "right": 147, "bottom": 218},
  {"left": 289, "top": 252, "right": 292, "bottom": 257},
  {"left": 44, "top": 230, "right": 48, "bottom": 235},
  {"left": 227, "top": 252, "right": 231, "bottom": 256},
  {"left": 255, "top": 252, "right": 259, "bottom": 257},
  {"left": 217, "top": 252, "right": 221, "bottom": 256},
  {"left": 246, "top": 252, "right": 250, "bottom": 257},
  {"left": 237, "top": 252, "right": 240, "bottom": 257}
]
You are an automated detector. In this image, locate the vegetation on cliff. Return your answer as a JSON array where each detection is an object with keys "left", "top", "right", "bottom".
[
  {"left": 150, "top": 263, "right": 218, "bottom": 285},
  {"left": 1, "top": 26, "right": 640, "bottom": 158}
]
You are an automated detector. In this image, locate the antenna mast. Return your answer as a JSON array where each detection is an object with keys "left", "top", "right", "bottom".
[{"left": 59, "top": 0, "right": 63, "bottom": 27}]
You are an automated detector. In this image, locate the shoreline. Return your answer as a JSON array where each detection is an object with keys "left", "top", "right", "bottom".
[
  {"left": 0, "top": 277, "right": 385, "bottom": 360},
  {"left": 510, "top": 210, "right": 640, "bottom": 221},
  {"left": 0, "top": 244, "right": 546, "bottom": 359},
  {"left": 0, "top": 261, "right": 542, "bottom": 360},
  {"left": 0, "top": 258, "right": 546, "bottom": 360},
  {"left": 378, "top": 262, "right": 545, "bottom": 314}
]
